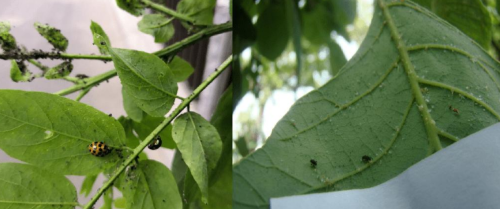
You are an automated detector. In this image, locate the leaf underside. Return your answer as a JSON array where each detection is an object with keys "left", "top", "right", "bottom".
[{"left": 233, "top": 0, "right": 500, "bottom": 208}]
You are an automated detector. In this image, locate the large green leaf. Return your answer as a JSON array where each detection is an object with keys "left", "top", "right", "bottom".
[
  {"left": 432, "top": 0, "right": 492, "bottom": 50},
  {"left": 34, "top": 22, "right": 68, "bottom": 51},
  {"left": 90, "top": 21, "right": 111, "bottom": 54},
  {"left": 0, "top": 90, "right": 126, "bottom": 175},
  {"left": 110, "top": 48, "right": 178, "bottom": 117},
  {"left": 122, "top": 88, "right": 144, "bottom": 122},
  {"left": 203, "top": 86, "right": 232, "bottom": 209},
  {"left": 177, "top": 0, "right": 216, "bottom": 26},
  {"left": 255, "top": 1, "right": 289, "bottom": 60},
  {"left": 119, "top": 160, "right": 182, "bottom": 209},
  {"left": 172, "top": 112, "right": 222, "bottom": 203},
  {"left": 0, "top": 163, "right": 78, "bottom": 208},
  {"left": 182, "top": 87, "right": 233, "bottom": 207},
  {"left": 233, "top": 0, "right": 500, "bottom": 208},
  {"left": 138, "top": 14, "right": 175, "bottom": 43}
]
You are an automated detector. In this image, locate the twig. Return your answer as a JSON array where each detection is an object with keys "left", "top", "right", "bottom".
[
  {"left": 0, "top": 50, "right": 112, "bottom": 61},
  {"left": 83, "top": 55, "right": 232, "bottom": 209},
  {"left": 75, "top": 87, "right": 92, "bottom": 101},
  {"left": 54, "top": 22, "right": 232, "bottom": 96}
]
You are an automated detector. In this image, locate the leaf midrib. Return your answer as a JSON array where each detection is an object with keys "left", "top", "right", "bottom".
[{"left": 379, "top": 0, "right": 442, "bottom": 152}]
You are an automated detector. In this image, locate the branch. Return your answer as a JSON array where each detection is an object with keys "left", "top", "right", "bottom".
[
  {"left": 54, "top": 22, "right": 232, "bottom": 96},
  {"left": 0, "top": 49, "right": 112, "bottom": 61},
  {"left": 141, "top": 0, "right": 195, "bottom": 23},
  {"left": 83, "top": 55, "right": 232, "bottom": 209}
]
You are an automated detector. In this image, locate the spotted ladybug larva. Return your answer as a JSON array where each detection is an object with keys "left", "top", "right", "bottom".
[
  {"left": 88, "top": 141, "right": 112, "bottom": 157},
  {"left": 147, "top": 135, "right": 162, "bottom": 150}
]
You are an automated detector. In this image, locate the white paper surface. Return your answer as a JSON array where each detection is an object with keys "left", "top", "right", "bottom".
[{"left": 271, "top": 123, "right": 500, "bottom": 209}]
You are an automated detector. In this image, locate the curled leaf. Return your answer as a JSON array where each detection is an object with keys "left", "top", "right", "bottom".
[
  {"left": 44, "top": 61, "right": 73, "bottom": 79},
  {"left": 34, "top": 22, "right": 68, "bottom": 51},
  {"left": 0, "top": 21, "right": 17, "bottom": 52},
  {"left": 10, "top": 60, "right": 32, "bottom": 82}
]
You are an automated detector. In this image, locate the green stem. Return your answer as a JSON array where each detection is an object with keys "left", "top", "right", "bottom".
[
  {"left": 54, "top": 70, "right": 116, "bottom": 96},
  {"left": 141, "top": 0, "right": 195, "bottom": 23},
  {"left": 55, "top": 23, "right": 232, "bottom": 96},
  {"left": 83, "top": 55, "right": 232, "bottom": 209},
  {"left": 28, "top": 59, "right": 49, "bottom": 71},
  {"left": 75, "top": 87, "right": 92, "bottom": 102},
  {"left": 60, "top": 53, "right": 112, "bottom": 61},
  {"left": 0, "top": 52, "right": 112, "bottom": 61}
]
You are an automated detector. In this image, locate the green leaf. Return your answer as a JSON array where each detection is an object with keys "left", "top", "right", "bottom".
[
  {"left": 168, "top": 56, "right": 194, "bottom": 82},
  {"left": 0, "top": 90, "right": 126, "bottom": 175},
  {"left": 44, "top": 61, "right": 73, "bottom": 79},
  {"left": 100, "top": 187, "right": 113, "bottom": 209},
  {"left": 172, "top": 112, "right": 222, "bottom": 204},
  {"left": 120, "top": 160, "right": 182, "bottom": 209},
  {"left": 432, "top": 0, "right": 492, "bottom": 50},
  {"left": 285, "top": 0, "right": 302, "bottom": 86},
  {"left": 122, "top": 88, "right": 144, "bottom": 122},
  {"left": 110, "top": 48, "right": 178, "bottom": 117},
  {"left": 114, "top": 197, "right": 126, "bottom": 208},
  {"left": 233, "top": 0, "right": 256, "bottom": 54},
  {"left": 171, "top": 149, "right": 188, "bottom": 186},
  {"left": 115, "top": 0, "right": 145, "bottom": 16},
  {"left": 132, "top": 115, "right": 176, "bottom": 149},
  {"left": 255, "top": 1, "right": 289, "bottom": 60},
  {"left": 90, "top": 21, "right": 111, "bottom": 54},
  {"left": 233, "top": 0, "right": 500, "bottom": 207},
  {"left": 118, "top": 116, "right": 141, "bottom": 148},
  {"left": 10, "top": 60, "right": 31, "bottom": 82},
  {"left": 80, "top": 174, "right": 98, "bottom": 197},
  {"left": 177, "top": 0, "right": 216, "bottom": 26},
  {"left": 34, "top": 22, "right": 68, "bottom": 51},
  {"left": 0, "top": 21, "right": 17, "bottom": 52},
  {"left": 0, "top": 163, "right": 78, "bottom": 208},
  {"left": 328, "top": 40, "right": 347, "bottom": 76},
  {"left": 234, "top": 137, "right": 249, "bottom": 157},
  {"left": 203, "top": 86, "right": 232, "bottom": 209},
  {"left": 138, "top": 14, "right": 175, "bottom": 43}
]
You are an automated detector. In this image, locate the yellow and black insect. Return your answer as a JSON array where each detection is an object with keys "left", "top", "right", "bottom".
[
  {"left": 147, "top": 135, "right": 162, "bottom": 150},
  {"left": 88, "top": 141, "right": 112, "bottom": 157}
]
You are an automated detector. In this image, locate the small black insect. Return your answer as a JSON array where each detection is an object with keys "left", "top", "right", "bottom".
[
  {"left": 108, "top": 113, "right": 112, "bottom": 117},
  {"left": 310, "top": 159, "right": 317, "bottom": 167},
  {"left": 148, "top": 135, "right": 162, "bottom": 150},
  {"left": 100, "top": 41, "right": 106, "bottom": 45},
  {"left": 362, "top": 155, "right": 372, "bottom": 163}
]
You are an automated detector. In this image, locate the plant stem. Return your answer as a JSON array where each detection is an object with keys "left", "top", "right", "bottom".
[
  {"left": 0, "top": 51, "right": 112, "bottom": 61},
  {"left": 75, "top": 87, "right": 92, "bottom": 102},
  {"left": 27, "top": 59, "right": 49, "bottom": 71},
  {"left": 141, "top": 0, "right": 195, "bottom": 23},
  {"left": 83, "top": 55, "right": 232, "bottom": 209},
  {"left": 154, "top": 22, "right": 232, "bottom": 57},
  {"left": 55, "top": 22, "right": 232, "bottom": 96}
]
